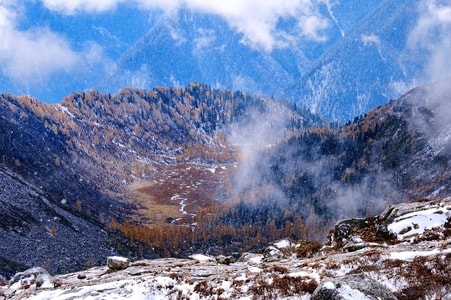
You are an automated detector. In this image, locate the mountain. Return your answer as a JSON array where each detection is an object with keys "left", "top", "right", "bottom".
[
  {"left": 217, "top": 80, "right": 450, "bottom": 241},
  {"left": 1, "top": 1, "right": 438, "bottom": 123},
  {"left": 100, "top": 0, "right": 424, "bottom": 123},
  {"left": 2, "top": 197, "right": 450, "bottom": 299},
  {"left": 291, "top": 0, "right": 419, "bottom": 121},
  {"left": 0, "top": 80, "right": 449, "bottom": 278},
  {"left": 0, "top": 84, "right": 319, "bottom": 276}
]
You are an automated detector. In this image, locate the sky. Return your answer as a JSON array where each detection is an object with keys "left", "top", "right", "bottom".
[{"left": 0, "top": 0, "right": 450, "bottom": 103}]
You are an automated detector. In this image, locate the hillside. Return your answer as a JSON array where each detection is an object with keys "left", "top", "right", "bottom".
[
  {"left": 214, "top": 80, "right": 450, "bottom": 243},
  {"left": 0, "top": 84, "right": 319, "bottom": 275},
  {"left": 2, "top": 198, "right": 450, "bottom": 299},
  {"left": 0, "top": 80, "right": 449, "bottom": 279}
]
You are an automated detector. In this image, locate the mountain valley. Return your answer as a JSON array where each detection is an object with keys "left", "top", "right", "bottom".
[{"left": 0, "top": 80, "right": 450, "bottom": 298}]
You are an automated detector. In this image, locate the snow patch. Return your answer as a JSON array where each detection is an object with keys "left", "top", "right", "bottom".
[
  {"left": 56, "top": 104, "right": 75, "bottom": 118},
  {"left": 274, "top": 238, "right": 291, "bottom": 249},
  {"left": 387, "top": 206, "right": 449, "bottom": 240},
  {"left": 323, "top": 281, "right": 335, "bottom": 289},
  {"left": 188, "top": 254, "right": 215, "bottom": 263},
  {"left": 389, "top": 247, "right": 451, "bottom": 261}
]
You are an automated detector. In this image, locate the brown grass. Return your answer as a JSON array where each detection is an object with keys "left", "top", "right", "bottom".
[{"left": 126, "top": 163, "right": 228, "bottom": 225}]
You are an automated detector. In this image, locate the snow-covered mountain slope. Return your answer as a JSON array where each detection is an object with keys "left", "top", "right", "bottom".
[
  {"left": 99, "top": 0, "right": 428, "bottom": 123},
  {"left": 2, "top": 198, "right": 449, "bottom": 299},
  {"left": 290, "top": 0, "right": 418, "bottom": 121}
]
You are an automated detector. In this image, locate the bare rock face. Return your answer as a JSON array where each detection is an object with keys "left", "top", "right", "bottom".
[
  {"left": 107, "top": 256, "right": 130, "bottom": 271},
  {"left": 312, "top": 274, "right": 397, "bottom": 300}
]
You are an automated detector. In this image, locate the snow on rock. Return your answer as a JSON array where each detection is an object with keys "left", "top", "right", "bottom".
[
  {"left": 312, "top": 274, "right": 397, "bottom": 300},
  {"left": 107, "top": 256, "right": 130, "bottom": 270},
  {"left": 2, "top": 198, "right": 450, "bottom": 299},
  {"left": 188, "top": 254, "right": 216, "bottom": 263},
  {"left": 322, "top": 281, "right": 335, "bottom": 289},
  {"left": 273, "top": 238, "right": 292, "bottom": 249},
  {"left": 9, "top": 267, "right": 54, "bottom": 290},
  {"left": 387, "top": 205, "right": 450, "bottom": 240}
]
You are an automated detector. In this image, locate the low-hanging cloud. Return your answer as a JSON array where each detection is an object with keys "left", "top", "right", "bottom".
[
  {"left": 0, "top": 1, "right": 106, "bottom": 88},
  {"left": 41, "top": 0, "right": 334, "bottom": 52},
  {"left": 407, "top": 0, "right": 451, "bottom": 82}
]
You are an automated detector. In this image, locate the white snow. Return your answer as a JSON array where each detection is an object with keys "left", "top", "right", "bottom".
[
  {"left": 323, "top": 281, "right": 335, "bottom": 289},
  {"left": 389, "top": 247, "right": 451, "bottom": 261},
  {"left": 108, "top": 256, "right": 129, "bottom": 263},
  {"left": 56, "top": 104, "right": 75, "bottom": 118},
  {"left": 337, "top": 284, "right": 372, "bottom": 300},
  {"left": 188, "top": 254, "right": 215, "bottom": 263},
  {"left": 248, "top": 255, "right": 263, "bottom": 264},
  {"left": 387, "top": 206, "right": 449, "bottom": 240},
  {"left": 247, "top": 266, "right": 263, "bottom": 273},
  {"left": 274, "top": 239, "right": 291, "bottom": 249}
]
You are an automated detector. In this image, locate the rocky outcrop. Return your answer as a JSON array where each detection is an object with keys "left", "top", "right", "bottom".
[
  {"left": 9, "top": 267, "right": 54, "bottom": 289},
  {"left": 2, "top": 199, "right": 450, "bottom": 299},
  {"left": 330, "top": 198, "right": 450, "bottom": 250},
  {"left": 312, "top": 274, "right": 397, "bottom": 300}
]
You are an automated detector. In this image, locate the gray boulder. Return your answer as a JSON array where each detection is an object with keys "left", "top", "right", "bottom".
[
  {"left": 312, "top": 273, "right": 397, "bottom": 300},
  {"left": 107, "top": 256, "right": 130, "bottom": 271},
  {"left": 9, "top": 267, "right": 54, "bottom": 289},
  {"left": 215, "top": 255, "right": 235, "bottom": 265}
]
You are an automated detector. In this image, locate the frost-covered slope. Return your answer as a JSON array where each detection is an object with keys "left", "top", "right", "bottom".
[{"left": 2, "top": 198, "right": 449, "bottom": 299}]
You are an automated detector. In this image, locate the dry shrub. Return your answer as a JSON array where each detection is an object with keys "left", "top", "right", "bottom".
[
  {"left": 193, "top": 280, "right": 225, "bottom": 297},
  {"left": 249, "top": 274, "right": 318, "bottom": 298},
  {"left": 271, "top": 265, "right": 289, "bottom": 274},
  {"left": 393, "top": 255, "right": 451, "bottom": 300},
  {"left": 296, "top": 240, "right": 323, "bottom": 258}
]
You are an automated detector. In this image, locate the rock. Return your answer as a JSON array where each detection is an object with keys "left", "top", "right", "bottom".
[
  {"left": 9, "top": 267, "right": 54, "bottom": 289},
  {"left": 263, "top": 246, "right": 284, "bottom": 262},
  {"left": 333, "top": 218, "right": 374, "bottom": 244},
  {"left": 107, "top": 256, "right": 130, "bottom": 271},
  {"left": 312, "top": 273, "right": 397, "bottom": 300},
  {"left": 237, "top": 252, "right": 263, "bottom": 264},
  {"left": 188, "top": 254, "right": 216, "bottom": 263},
  {"left": 215, "top": 255, "right": 235, "bottom": 265},
  {"left": 271, "top": 238, "right": 292, "bottom": 249}
]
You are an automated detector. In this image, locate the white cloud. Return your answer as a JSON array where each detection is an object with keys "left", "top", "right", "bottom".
[
  {"left": 361, "top": 33, "right": 380, "bottom": 47},
  {"left": 41, "top": 0, "right": 333, "bottom": 52},
  {"left": 194, "top": 28, "right": 216, "bottom": 52},
  {"left": 408, "top": 0, "right": 451, "bottom": 82},
  {"left": 0, "top": 1, "right": 106, "bottom": 88}
]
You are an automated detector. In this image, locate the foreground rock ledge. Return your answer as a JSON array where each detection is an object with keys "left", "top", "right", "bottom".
[{"left": 1, "top": 198, "right": 449, "bottom": 299}]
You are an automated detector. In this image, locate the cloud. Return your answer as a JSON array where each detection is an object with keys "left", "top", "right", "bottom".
[
  {"left": 408, "top": 0, "right": 451, "bottom": 82},
  {"left": 361, "top": 33, "right": 380, "bottom": 47},
  {"left": 0, "top": 1, "right": 106, "bottom": 88},
  {"left": 194, "top": 28, "right": 216, "bottom": 52},
  {"left": 361, "top": 33, "right": 385, "bottom": 61},
  {"left": 41, "top": 0, "right": 333, "bottom": 52}
]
